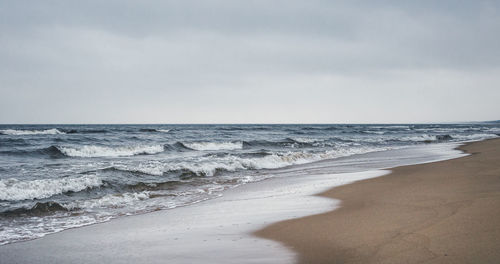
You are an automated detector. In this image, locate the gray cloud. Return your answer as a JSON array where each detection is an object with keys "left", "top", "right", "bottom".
[{"left": 1, "top": 0, "right": 499, "bottom": 123}]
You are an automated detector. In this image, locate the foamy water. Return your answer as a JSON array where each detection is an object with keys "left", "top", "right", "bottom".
[
  {"left": 0, "top": 128, "right": 65, "bottom": 135},
  {"left": 0, "top": 175, "right": 103, "bottom": 201},
  {"left": 58, "top": 145, "right": 165, "bottom": 157}
]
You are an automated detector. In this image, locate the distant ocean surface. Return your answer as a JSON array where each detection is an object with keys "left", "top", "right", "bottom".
[{"left": 0, "top": 124, "right": 499, "bottom": 245}]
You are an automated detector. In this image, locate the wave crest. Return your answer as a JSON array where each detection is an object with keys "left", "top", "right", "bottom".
[
  {"left": 58, "top": 145, "right": 165, "bottom": 157},
  {"left": 66, "top": 192, "right": 150, "bottom": 210},
  {"left": 182, "top": 141, "right": 243, "bottom": 151},
  {"left": 139, "top": 128, "right": 171, "bottom": 133},
  {"left": 102, "top": 146, "right": 390, "bottom": 177},
  {"left": 0, "top": 129, "right": 65, "bottom": 135},
  {"left": 451, "top": 133, "right": 498, "bottom": 141},
  {"left": 1, "top": 202, "right": 69, "bottom": 217},
  {"left": 242, "top": 138, "right": 315, "bottom": 148},
  {"left": 0, "top": 175, "right": 103, "bottom": 201}
]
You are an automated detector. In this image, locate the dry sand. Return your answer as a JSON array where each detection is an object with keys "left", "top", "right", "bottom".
[{"left": 255, "top": 138, "right": 500, "bottom": 264}]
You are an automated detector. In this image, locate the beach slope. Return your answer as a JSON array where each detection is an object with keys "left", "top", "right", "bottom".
[{"left": 255, "top": 138, "right": 500, "bottom": 264}]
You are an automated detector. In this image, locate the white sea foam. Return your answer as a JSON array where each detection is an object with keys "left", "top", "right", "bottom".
[
  {"left": 66, "top": 192, "right": 151, "bottom": 210},
  {"left": 370, "top": 125, "right": 409, "bottom": 129},
  {"left": 358, "top": 134, "right": 449, "bottom": 143},
  {"left": 112, "top": 163, "right": 165, "bottom": 176},
  {"left": 451, "top": 133, "right": 498, "bottom": 141},
  {"left": 58, "top": 145, "right": 164, "bottom": 157},
  {"left": 398, "top": 133, "right": 497, "bottom": 142},
  {"left": 0, "top": 175, "right": 103, "bottom": 201},
  {"left": 399, "top": 134, "right": 439, "bottom": 142},
  {"left": 291, "top": 137, "right": 317, "bottom": 143},
  {"left": 157, "top": 129, "right": 171, "bottom": 133},
  {"left": 363, "top": 130, "right": 385, "bottom": 135},
  {"left": 134, "top": 146, "right": 392, "bottom": 176},
  {"left": 0, "top": 128, "right": 65, "bottom": 135},
  {"left": 486, "top": 127, "right": 500, "bottom": 133},
  {"left": 184, "top": 141, "right": 243, "bottom": 151},
  {"left": 238, "top": 146, "right": 391, "bottom": 170}
]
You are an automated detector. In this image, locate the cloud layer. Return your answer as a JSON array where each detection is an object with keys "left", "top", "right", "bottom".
[{"left": 1, "top": 1, "right": 499, "bottom": 123}]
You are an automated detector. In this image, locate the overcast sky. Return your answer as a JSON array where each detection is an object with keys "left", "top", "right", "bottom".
[{"left": 1, "top": 0, "right": 499, "bottom": 124}]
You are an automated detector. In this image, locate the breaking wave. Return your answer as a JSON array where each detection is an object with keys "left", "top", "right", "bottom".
[
  {"left": 0, "top": 202, "right": 69, "bottom": 217},
  {"left": 398, "top": 134, "right": 453, "bottom": 143},
  {"left": 57, "top": 145, "right": 165, "bottom": 157},
  {"left": 242, "top": 138, "right": 315, "bottom": 148},
  {"left": 63, "top": 129, "right": 109, "bottom": 134},
  {"left": 182, "top": 141, "right": 243, "bottom": 151},
  {"left": 0, "top": 175, "right": 103, "bottom": 201},
  {"left": 100, "top": 146, "right": 391, "bottom": 177},
  {"left": 139, "top": 128, "right": 171, "bottom": 133},
  {"left": 101, "top": 165, "right": 166, "bottom": 176},
  {"left": 0, "top": 146, "right": 66, "bottom": 158},
  {"left": 451, "top": 133, "right": 498, "bottom": 141},
  {"left": 65, "top": 192, "right": 151, "bottom": 210},
  {"left": 2, "top": 144, "right": 168, "bottom": 158},
  {"left": 0, "top": 128, "right": 65, "bottom": 135}
]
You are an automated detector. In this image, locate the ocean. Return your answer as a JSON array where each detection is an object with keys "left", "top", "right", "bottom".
[{"left": 0, "top": 123, "right": 499, "bottom": 245}]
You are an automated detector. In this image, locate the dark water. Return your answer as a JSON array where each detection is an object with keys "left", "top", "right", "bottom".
[{"left": 0, "top": 123, "right": 499, "bottom": 245}]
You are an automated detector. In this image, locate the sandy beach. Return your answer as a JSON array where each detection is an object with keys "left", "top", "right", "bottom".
[{"left": 256, "top": 138, "right": 500, "bottom": 263}]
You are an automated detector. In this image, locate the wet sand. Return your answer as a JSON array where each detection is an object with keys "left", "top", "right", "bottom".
[{"left": 255, "top": 138, "right": 500, "bottom": 264}]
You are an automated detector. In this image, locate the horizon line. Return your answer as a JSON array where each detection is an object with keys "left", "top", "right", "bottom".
[{"left": 0, "top": 120, "right": 497, "bottom": 126}]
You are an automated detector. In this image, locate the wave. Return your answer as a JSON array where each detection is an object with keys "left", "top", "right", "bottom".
[
  {"left": 353, "top": 134, "right": 455, "bottom": 144},
  {"left": 0, "top": 175, "right": 103, "bottom": 201},
  {"left": 97, "top": 146, "right": 391, "bottom": 177},
  {"left": 67, "top": 182, "right": 233, "bottom": 211},
  {"left": 124, "top": 180, "right": 182, "bottom": 192},
  {"left": 36, "top": 146, "right": 67, "bottom": 158},
  {"left": 139, "top": 128, "right": 171, "bottom": 133},
  {"left": 242, "top": 138, "right": 315, "bottom": 148},
  {"left": 100, "top": 165, "right": 165, "bottom": 177},
  {"left": 301, "top": 126, "right": 340, "bottom": 131},
  {"left": 235, "top": 151, "right": 273, "bottom": 158},
  {"left": 0, "top": 128, "right": 65, "bottom": 135},
  {"left": 450, "top": 133, "right": 498, "bottom": 141},
  {"left": 225, "top": 146, "right": 390, "bottom": 172},
  {"left": 62, "top": 129, "right": 109, "bottom": 134},
  {"left": 217, "top": 126, "right": 270, "bottom": 131},
  {"left": 139, "top": 128, "right": 157, "bottom": 132},
  {"left": 393, "top": 134, "right": 453, "bottom": 143},
  {"left": 65, "top": 192, "right": 150, "bottom": 210},
  {"left": 362, "top": 130, "right": 386, "bottom": 135},
  {"left": 0, "top": 146, "right": 67, "bottom": 158},
  {"left": 1, "top": 144, "right": 167, "bottom": 158},
  {"left": 0, "top": 202, "right": 69, "bottom": 217},
  {"left": 57, "top": 145, "right": 165, "bottom": 157},
  {"left": 368, "top": 133, "right": 495, "bottom": 144},
  {"left": 182, "top": 141, "right": 243, "bottom": 151},
  {"left": 435, "top": 134, "right": 453, "bottom": 141},
  {"left": 0, "top": 137, "right": 27, "bottom": 147}
]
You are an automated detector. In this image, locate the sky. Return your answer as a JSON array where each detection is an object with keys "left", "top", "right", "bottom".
[{"left": 0, "top": 0, "right": 499, "bottom": 124}]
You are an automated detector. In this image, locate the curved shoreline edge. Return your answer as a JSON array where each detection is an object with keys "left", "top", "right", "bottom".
[{"left": 254, "top": 138, "right": 500, "bottom": 264}]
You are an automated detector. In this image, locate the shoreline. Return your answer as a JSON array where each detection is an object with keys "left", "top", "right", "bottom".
[
  {"left": 255, "top": 138, "right": 500, "bottom": 263},
  {"left": 0, "top": 141, "right": 475, "bottom": 263}
]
